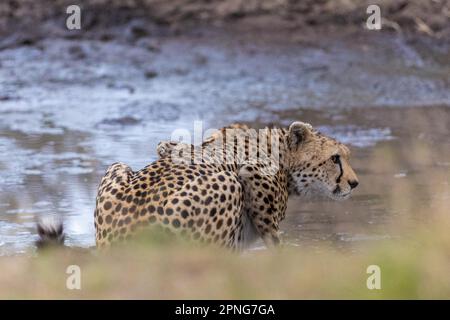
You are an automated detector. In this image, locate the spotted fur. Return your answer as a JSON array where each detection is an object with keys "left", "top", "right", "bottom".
[{"left": 95, "top": 122, "right": 359, "bottom": 249}]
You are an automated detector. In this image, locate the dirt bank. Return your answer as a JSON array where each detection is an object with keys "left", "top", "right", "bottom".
[{"left": 1, "top": 0, "right": 449, "bottom": 39}]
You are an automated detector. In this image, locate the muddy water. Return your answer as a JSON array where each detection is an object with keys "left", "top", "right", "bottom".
[
  {"left": 280, "top": 106, "right": 450, "bottom": 250},
  {"left": 0, "top": 26, "right": 449, "bottom": 255}
]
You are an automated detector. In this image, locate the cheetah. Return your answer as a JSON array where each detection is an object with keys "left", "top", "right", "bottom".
[{"left": 93, "top": 121, "right": 359, "bottom": 249}]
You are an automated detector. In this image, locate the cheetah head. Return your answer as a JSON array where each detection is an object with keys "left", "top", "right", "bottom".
[{"left": 286, "top": 121, "right": 359, "bottom": 200}]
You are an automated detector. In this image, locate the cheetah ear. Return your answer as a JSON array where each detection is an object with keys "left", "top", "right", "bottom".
[{"left": 288, "top": 121, "right": 312, "bottom": 150}]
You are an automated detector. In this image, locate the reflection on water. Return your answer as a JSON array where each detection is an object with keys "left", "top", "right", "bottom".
[{"left": 0, "top": 29, "right": 449, "bottom": 255}]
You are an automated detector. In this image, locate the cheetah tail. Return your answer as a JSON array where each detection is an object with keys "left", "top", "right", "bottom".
[{"left": 36, "top": 220, "right": 66, "bottom": 249}]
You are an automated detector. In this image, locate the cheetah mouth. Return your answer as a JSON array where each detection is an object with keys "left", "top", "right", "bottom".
[
  {"left": 333, "top": 185, "right": 341, "bottom": 195},
  {"left": 331, "top": 186, "right": 351, "bottom": 200},
  {"left": 328, "top": 191, "right": 351, "bottom": 201}
]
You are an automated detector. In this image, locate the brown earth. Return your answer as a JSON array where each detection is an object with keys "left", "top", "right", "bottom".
[{"left": 1, "top": 0, "right": 449, "bottom": 39}]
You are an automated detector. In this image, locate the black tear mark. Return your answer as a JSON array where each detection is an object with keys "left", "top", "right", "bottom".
[{"left": 336, "top": 157, "right": 343, "bottom": 184}]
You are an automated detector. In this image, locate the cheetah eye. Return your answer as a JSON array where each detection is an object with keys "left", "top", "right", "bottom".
[{"left": 331, "top": 154, "right": 340, "bottom": 164}]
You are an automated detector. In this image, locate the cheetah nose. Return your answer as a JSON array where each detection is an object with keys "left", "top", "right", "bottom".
[{"left": 348, "top": 180, "right": 359, "bottom": 189}]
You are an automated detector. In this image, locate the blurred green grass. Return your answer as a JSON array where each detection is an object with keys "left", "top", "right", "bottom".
[
  {"left": 1, "top": 140, "right": 449, "bottom": 299},
  {"left": 1, "top": 205, "right": 449, "bottom": 299}
]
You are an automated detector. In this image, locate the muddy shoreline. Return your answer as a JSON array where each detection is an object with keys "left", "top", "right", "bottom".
[{"left": 2, "top": 0, "right": 450, "bottom": 39}]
